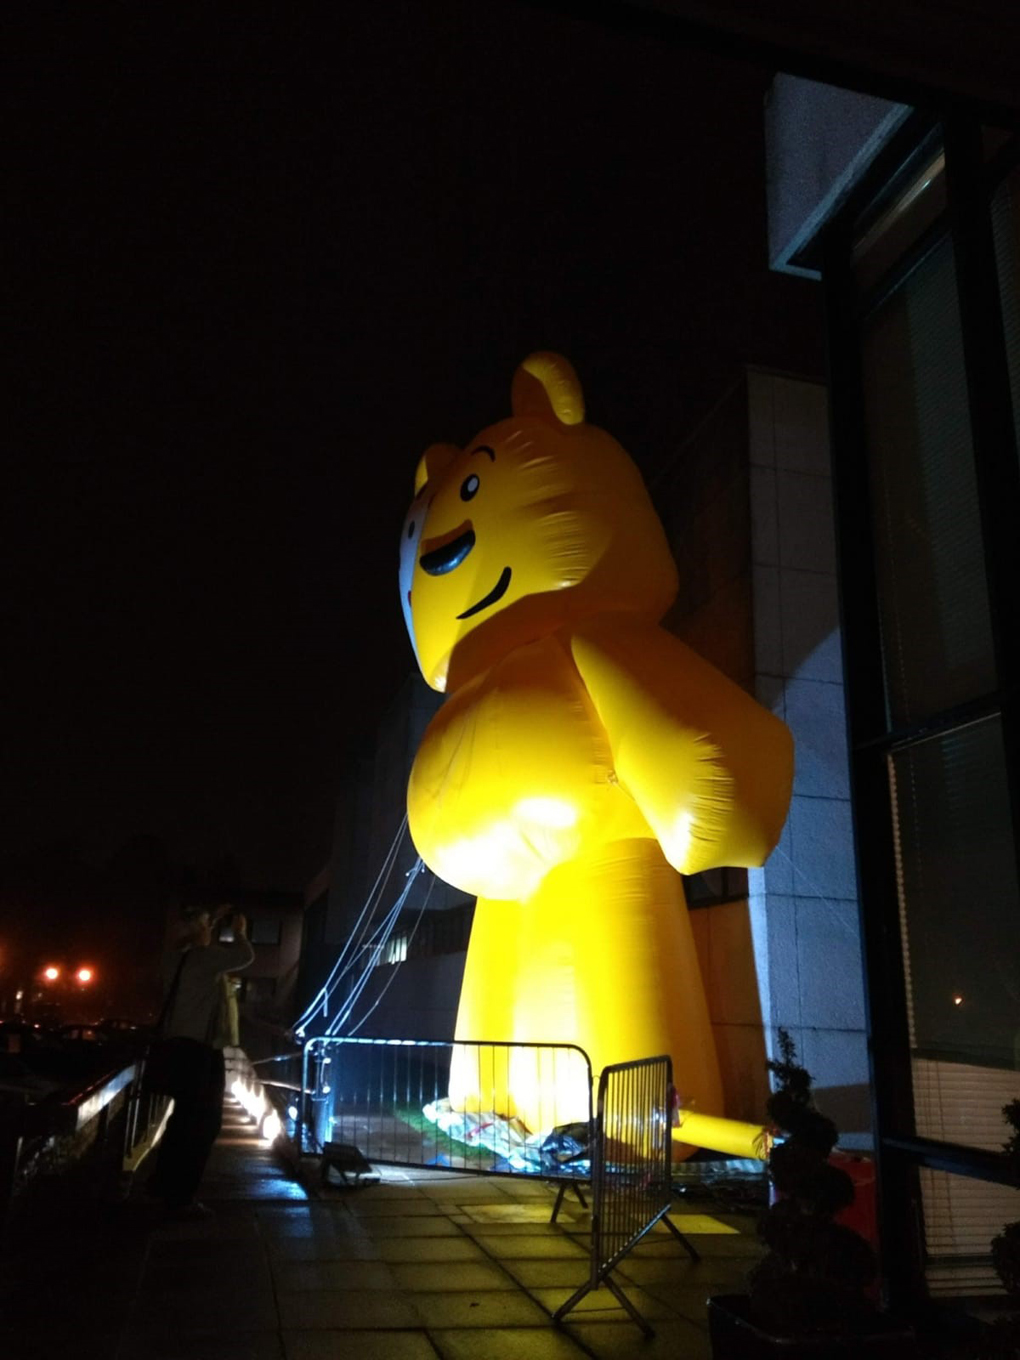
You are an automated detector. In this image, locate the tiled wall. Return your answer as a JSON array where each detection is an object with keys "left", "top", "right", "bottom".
[
  {"left": 658, "top": 375, "right": 754, "bottom": 689},
  {"left": 656, "top": 380, "right": 767, "bottom": 1122},
  {"left": 746, "top": 368, "right": 872, "bottom": 1147}
]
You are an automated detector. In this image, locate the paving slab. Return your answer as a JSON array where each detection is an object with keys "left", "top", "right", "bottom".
[
  {"left": 538, "top": 1282, "right": 683, "bottom": 1322},
  {"left": 373, "top": 1235, "right": 489, "bottom": 1263},
  {"left": 117, "top": 1333, "right": 287, "bottom": 1360},
  {"left": 262, "top": 1233, "right": 382, "bottom": 1261},
  {"left": 269, "top": 1258, "right": 399, "bottom": 1292},
  {"left": 276, "top": 1287, "right": 422, "bottom": 1330},
  {"left": 282, "top": 1331, "right": 441, "bottom": 1360},
  {"left": 499, "top": 1258, "right": 592, "bottom": 1289},
  {"left": 430, "top": 1326, "right": 589, "bottom": 1359},
  {"left": 567, "top": 1317, "right": 714, "bottom": 1359},
  {"left": 391, "top": 1260, "right": 519, "bottom": 1292},
  {"left": 408, "top": 1289, "right": 552, "bottom": 1329},
  {"left": 466, "top": 1231, "right": 590, "bottom": 1258},
  {"left": 1, "top": 1090, "right": 764, "bottom": 1360},
  {"left": 359, "top": 1214, "right": 468, "bottom": 1237}
]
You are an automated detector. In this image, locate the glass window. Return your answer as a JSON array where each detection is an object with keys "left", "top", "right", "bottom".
[
  {"left": 991, "top": 166, "right": 1020, "bottom": 468},
  {"left": 861, "top": 236, "right": 997, "bottom": 727},
  {"left": 890, "top": 714, "right": 1020, "bottom": 1073},
  {"left": 854, "top": 149, "right": 946, "bottom": 295},
  {"left": 918, "top": 1164, "right": 1019, "bottom": 1297},
  {"left": 385, "top": 934, "right": 408, "bottom": 965}
]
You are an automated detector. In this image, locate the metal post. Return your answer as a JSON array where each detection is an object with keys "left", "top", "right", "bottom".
[{"left": 0, "top": 1094, "right": 26, "bottom": 1235}]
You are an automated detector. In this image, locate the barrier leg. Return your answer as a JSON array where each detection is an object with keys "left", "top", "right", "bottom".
[
  {"left": 549, "top": 1180, "right": 589, "bottom": 1223},
  {"left": 662, "top": 1212, "right": 700, "bottom": 1261},
  {"left": 553, "top": 1278, "right": 595, "bottom": 1326},
  {"left": 603, "top": 1275, "right": 655, "bottom": 1338},
  {"left": 555, "top": 1274, "right": 655, "bottom": 1339},
  {"left": 550, "top": 1183, "right": 567, "bottom": 1222}
]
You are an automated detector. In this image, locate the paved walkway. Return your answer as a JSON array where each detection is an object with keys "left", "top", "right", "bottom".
[{"left": 1, "top": 1093, "right": 762, "bottom": 1360}]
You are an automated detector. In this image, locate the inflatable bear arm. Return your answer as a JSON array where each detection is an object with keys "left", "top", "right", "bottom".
[{"left": 570, "top": 614, "right": 794, "bottom": 875}]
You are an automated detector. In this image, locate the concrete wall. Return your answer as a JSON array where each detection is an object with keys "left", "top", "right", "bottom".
[
  {"left": 654, "top": 381, "right": 766, "bottom": 1122},
  {"left": 654, "top": 367, "right": 870, "bottom": 1142},
  {"left": 766, "top": 74, "right": 910, "bottom": 277},
  {"left": 658, "top": 376, "right": 754, "bottom": 688},
  {"left": 340, "top": 952, "right": 467, "bottom": 1042},
  {"left": 746, "top": 367, "right": 871, "bottom": 1147}
]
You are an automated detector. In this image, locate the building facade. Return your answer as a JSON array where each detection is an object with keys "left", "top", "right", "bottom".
[{"left": 765, "top": 71, "right": 1020, "bottom": 1310}]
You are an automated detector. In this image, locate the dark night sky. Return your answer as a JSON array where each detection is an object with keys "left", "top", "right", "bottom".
[{"left": 6, "top": 2, "right": 824, "bottom": 892}]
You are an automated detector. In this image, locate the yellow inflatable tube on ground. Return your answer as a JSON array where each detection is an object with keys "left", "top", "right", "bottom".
[
  {"left": 402, "top": 353, "right": 794, "bottom": 1144},
  {"left": 674, "top": 1113, "right": 770, "bottom": 1161}
]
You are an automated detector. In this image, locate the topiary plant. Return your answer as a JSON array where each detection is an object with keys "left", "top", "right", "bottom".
[{"left": 747, "top": 1029, "right": 878, "bottom": 1337}]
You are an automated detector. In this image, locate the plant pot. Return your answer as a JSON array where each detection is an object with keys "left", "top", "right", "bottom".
[{"left": 707, "top": 1294, "right": 916, "bottom": 1360}]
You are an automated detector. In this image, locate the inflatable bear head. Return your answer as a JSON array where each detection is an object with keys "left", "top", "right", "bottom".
[{"left": 400, "top": 352, "right": 678, "bottom": 692}]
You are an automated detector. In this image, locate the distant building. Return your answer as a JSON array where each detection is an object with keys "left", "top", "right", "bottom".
[
  {"left": 162, "top": 888, "right": 302, "bottom": 1059},
  {"left": 230, "top": 889, "right": 303, "bottom": 1046}
]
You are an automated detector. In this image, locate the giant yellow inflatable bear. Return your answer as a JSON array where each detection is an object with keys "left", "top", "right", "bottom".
[{"left": 400, "top": 353, "right": 793, "bottom": 1140}]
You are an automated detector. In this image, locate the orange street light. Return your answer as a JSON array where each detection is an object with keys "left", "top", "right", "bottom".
[
  {"left": 43, "top": 966, "right": 60, "bottom": 982},
  {"left": 76, "top": 967, "right": 94, "bottom": 985}
]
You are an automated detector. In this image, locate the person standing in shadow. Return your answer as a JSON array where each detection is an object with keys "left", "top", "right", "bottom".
[{"left": 148, "top": 905, "right": 255, "bottom": 1218}]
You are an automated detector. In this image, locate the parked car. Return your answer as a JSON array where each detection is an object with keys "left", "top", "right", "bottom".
[
  {"left": 55, "top": 1023, "right": 103, "bottom": 1046},
  {"left": 0, "top": 1021, "right": 46, "bottom": 1056}
]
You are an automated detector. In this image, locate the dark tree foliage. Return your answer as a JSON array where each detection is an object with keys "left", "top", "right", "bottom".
[{"left": 748, "top": 1028, "right": 877, "bottom": 1336}]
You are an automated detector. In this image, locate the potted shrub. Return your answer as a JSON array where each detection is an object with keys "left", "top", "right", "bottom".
[
  {"left": 708, "top": 1030, "right": 913, "bottom": 1358},
  {"left": 976, "top": 1098, "right": 1020, "bottom": 1360}
]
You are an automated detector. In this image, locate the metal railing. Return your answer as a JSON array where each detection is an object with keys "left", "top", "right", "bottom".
[
  {"left": 120, "top": 1062, "right": 173, "bottom": 1179},
  {"left": 1, "top": 1042, "right": 305, "bottom": 1235},
  {"left": 1, "top": 1054, "right": 172, "bottom": 1231},
  {"left": 554, "top": 1054, "right": 699, "bottom": 1337},
  {"left": 301, "top": 1037, "right": 593, "bottom": 1208}
]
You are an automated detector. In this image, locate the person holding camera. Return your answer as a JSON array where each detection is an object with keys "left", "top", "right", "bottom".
[{"left": 148, "top": 905, "right": 255, "bottom": 1218}]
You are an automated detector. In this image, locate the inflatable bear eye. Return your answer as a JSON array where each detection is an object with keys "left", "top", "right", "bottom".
[{"left": 460, "top": 473, "right": 480, "bottom": 502}]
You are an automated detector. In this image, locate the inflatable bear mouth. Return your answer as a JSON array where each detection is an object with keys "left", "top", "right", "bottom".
[
  {"left": 457, "top": 565, "right": 512, "bottom": 620},
  {"left": 418, "top": 523, "right": 512, "bottom": 622},
  {"left": 419, "top": 526, "right": 476, "bottom": 576}
]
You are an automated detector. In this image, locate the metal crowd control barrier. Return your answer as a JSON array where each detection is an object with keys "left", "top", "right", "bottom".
[
  {"left": 301, "top": 1037, "right": 593, "bottom": 1218},
  {"left": 555, "top": 1054, "right": 699, "bottom": 1337}
]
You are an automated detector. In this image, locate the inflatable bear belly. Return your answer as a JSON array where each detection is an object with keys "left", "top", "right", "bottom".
[{"left": 408, "top": 631, "right": 652, "bottom": 903}]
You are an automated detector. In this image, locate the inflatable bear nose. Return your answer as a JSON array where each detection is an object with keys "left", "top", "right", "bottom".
[{"left": 420, "top": 527, "right": 476, "bottom": 576}]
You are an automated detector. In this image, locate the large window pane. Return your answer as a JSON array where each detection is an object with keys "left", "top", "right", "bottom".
[
  {"left": 918, "top": 1162, "right": 1019, "bottom": 1297},
  {"left": 891, "top": 714, "right": 1020, "bottom": 1073},
  {"left": 853, "top": 148, "right": 946, "bottom": 296},
  {"left": 991, "top": 165, "right": 1020, "bottom": 468},
  {"left": 862, "top": 238, "right": 997, "bottom": 727}
]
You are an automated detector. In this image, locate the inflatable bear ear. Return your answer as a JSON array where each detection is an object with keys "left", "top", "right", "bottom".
[
  {"left": 511, "top": 352, "right": 585, "bottom": 428},
  {"left": 414, "top": 442, "right": 460, "bottom": 496}
]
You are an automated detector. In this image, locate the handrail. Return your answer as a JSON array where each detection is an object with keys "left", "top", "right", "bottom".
[
  {"left": 29, "top": 1061, "right": 140, "bottom": 1136},
  {"left": 1, "top": 1054, "right": 152, "bottom": 1230}
]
